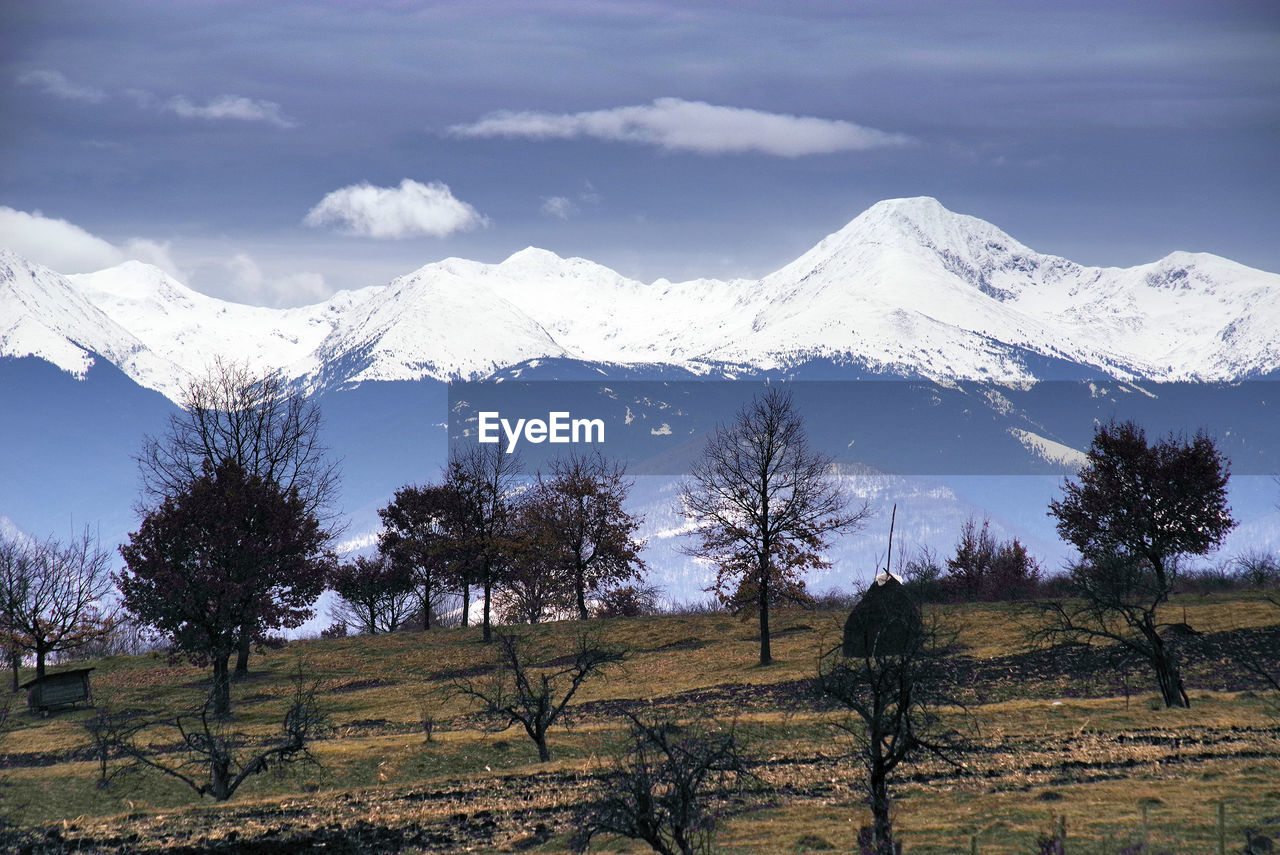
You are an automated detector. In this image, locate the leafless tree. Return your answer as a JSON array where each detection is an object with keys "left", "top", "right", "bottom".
[
  {"left": 570, "top": 715, "right": 760, "bottom": 855},
  {"left": 448, "top": 632, "right": 623, "bottom": 761},
  {"left": 329, "top": 554, "right": 417, "bottom": 635},
  {"left": 136, "top": 358, "right": 340, "bottom": 675},
  {"left": 816, "top": 616, "right": 969, "bottom": 854},
  {"left": 0, "top": 529, "right": 116, "bottom": 681},
  {"left": 86, "top": 669, "right": 325, "bottom": 801},
  {"left": 677, "top": 388, "right": 869, "bottom": 665}
]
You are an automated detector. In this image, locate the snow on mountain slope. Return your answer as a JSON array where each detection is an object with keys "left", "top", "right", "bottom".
[
  {"left": 6, "top": 197, "right": 1280, "bottom": 398},
  {"left": 69, "top": 261, "right": 379, "bottom": 397},
  {"left": 0, "top": 249, "right": 170, "bottom": 382},
  {"left": 307, "top": 257, "right": 575, "bottom": 385}
]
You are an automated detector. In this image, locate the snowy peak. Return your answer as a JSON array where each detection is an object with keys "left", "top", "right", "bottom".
[
  {"left": 0, "top": 249, "right": 154, "bottom": 378},
  {"left": 5, "top": 197, "right": 1280, "bottom": 398}
]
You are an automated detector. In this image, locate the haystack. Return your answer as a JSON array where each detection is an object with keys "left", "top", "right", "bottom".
[{"left": 841, "top": 575, "right": 923, "bottom": 657}]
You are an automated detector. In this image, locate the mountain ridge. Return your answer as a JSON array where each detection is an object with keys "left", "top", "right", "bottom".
[{"left": 3, "top": 197, "right": 1279, "bottom": 401}]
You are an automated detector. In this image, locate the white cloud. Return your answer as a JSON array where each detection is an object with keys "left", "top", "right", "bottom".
[
  {"left": 224, "top": 253, "right": 328, "bottom": 305},
  {"left": 0, "top": 207, "right": 179, "bottom": 276},
  {"left": 166, "top": 94, "right": 295, "bottom": 128},
  {"left": 303, "top": 179, "right": 488, "bottom": 239},
  {"left": 17, "top": 69, "right": 106, "bottom": 102},
  {"left": 450, "top": 97, "right": 913, "bottom": 157},
  {"left": 540, "top": 196, "right": 578, "bottom": 220}
]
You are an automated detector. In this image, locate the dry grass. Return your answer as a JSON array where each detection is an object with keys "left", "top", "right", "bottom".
[{"left": 1, "top": 595, "right": 1277, "bottom": 852}]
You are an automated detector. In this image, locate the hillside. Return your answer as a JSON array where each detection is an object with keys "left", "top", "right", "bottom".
[{"left": 2, "top": 596, "right": 1278, "bottom": 853}]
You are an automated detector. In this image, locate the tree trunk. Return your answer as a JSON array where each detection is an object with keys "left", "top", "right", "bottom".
[
  {"left": 234, "top": 627, "right": 251, "bottom": 677},
  {"left": 535, "top": 735, "right": 550, "bottom": 762},
  {"left": 1144, "top": 620, "right": 1190, "bottom": 708},
  {"left": 208, "top": 753, "right": 233, "bottom": 800},
  {"left": 1152, "top": 642, "right": 1190, "bottom": 708},
  {"left": 422, "top": 580, "right": 432, "bottom": 631},
  {"left": 211, "top": 654, "right": 232, "bottom": 718},
  {"left": 758, "top": 560, "right": 772, "bottom": 666},
  {"left": 35, "top": 644, "right": 48, "bottom": 680},
  {"left": 461, "top": 584, "right": 470, "bottom": 627},
  {"left": 482, "top": 569, "right": 493, "bottom": 643},
  {"left": 869, "top": 768, "right": 896, "bottom": 854},
  {"left": 576, "top": 563, "right": 589, "bottom": 621}
]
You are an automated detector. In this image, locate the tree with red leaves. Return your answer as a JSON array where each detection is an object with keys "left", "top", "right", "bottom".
[
  {"left": 523, "top": 452, "right": 647, "bottom": 621},
  {"left": 119, "top": 459, "right": 332, "bottom": 716},
  {"left": 378, "top": 483, "right": 470, "bottom": 630},
  {"left": 1042, "top": 420, "right": 1235, "bottom": 708}
]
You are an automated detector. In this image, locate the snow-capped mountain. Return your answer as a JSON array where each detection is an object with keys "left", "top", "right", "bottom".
[
  {"left": 67, "top": 261, "right": 376, "bottom": 399},
  {"left": 4, "top": 198, "right": 1280, "bottom": 604},
  {"left": 0, "top": 249, "right": 164, "bottom": 383},
  {"left": 5, "top": 197, "right": 1279, "bottom": 401}
]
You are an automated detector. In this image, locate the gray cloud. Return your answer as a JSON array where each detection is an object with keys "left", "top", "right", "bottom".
[
  {"left": 165, "top": 94, "right": 295, "bottom": 128},
  {"left": 17, "top": 70, "right": 294, "bottom": 127},
  {"left": 450, "top": 97, "right": 914, "bottom": 157},
  {"left": 540, "top": 196, "right": 578, "bottom": 220},
  {"left": 17, "top": 69, "right": 106, "bottom": 102}
]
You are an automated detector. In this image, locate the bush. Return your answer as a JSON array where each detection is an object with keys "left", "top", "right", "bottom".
[
  {"left": 901, "top": 545, "right": 946, "bottom": 603},
  {"left": 594, "top": 584, "right": 663, "bottom": 618},
  {"left": 570, "top": 716, "right": 758, "bottom": 855},
  {"left": 1234, "top": 549, "right": 1279, "bottom": 589},
  {"left": 944, "top": 518, "right": 1042, "bottom": 602}
]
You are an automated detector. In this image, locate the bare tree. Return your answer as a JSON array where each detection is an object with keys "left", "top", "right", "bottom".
[
  {"left": 448, "top": 632, "right": 623, "bottom": 762},
  {"left": 678, "top": 388, "right": 868, "bottom": 665},
  {"left": 0, "top": 529, "right": 115, "bottom": 681},
  {"left": 136, "top": 358, "right": 340, "bottom": 675},
  {"left": 816, "top": 616, "right": 969, "bottom": 854},
  {"left": 329, "top": 554, "right": 416, "bottom": 635},
  {"left": 87, "top": 669, "right": 325, "bottom": 800},
  {"left": 570, "top": 715, "right": 759, "bottom": 855}
]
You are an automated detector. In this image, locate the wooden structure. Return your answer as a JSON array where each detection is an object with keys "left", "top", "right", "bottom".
[
  {"left": 842, "top": 576, "right": 923, "bottom": 658},
  {"left": 20, "top": 667, "right": 95, "bottom": 715}
]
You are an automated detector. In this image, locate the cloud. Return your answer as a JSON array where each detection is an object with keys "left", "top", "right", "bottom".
[
  {"left": 224, "top": 253, "right": 328, "bottom": 305},
  {"left": 450, "top": 97, "right": 913, "bottom": 157},
  {"left": 0, "top": 206, "right": 179, "bottom": 275},
  {"left": 17, "top": 69, "right": 106, "bottom": 102},
  {"left": 17, "top": 70, "right": 294, "bottom": 128},
  {"left": 540, "top": 196, "right": 578, "bottom": 220},
  {"left": 303, "top": 179, "right": 488, "bottom": 239},
  {"left": 166, "top": 94, "right": 295, "bottom": 128}
]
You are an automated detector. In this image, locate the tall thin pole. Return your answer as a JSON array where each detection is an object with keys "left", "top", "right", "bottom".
[{"left": 884, "top": 503, "right": 897, "bottom": 579}]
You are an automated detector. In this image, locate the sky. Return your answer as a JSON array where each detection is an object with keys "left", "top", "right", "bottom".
[{"left": 2, "top": 0, "right": 1278, "bottom": 306}]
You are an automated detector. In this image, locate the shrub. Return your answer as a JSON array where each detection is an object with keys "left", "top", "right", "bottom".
[{"left": 595, "top": 584, "right": 663, "bottom": 618}]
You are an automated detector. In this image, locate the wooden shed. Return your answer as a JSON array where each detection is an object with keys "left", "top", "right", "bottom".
[
  {"left": 20, "top": 667, "right": 95, "bottom": 715},
  {"left": 842, "top": 576, "right": 923, "bottom": 658}
]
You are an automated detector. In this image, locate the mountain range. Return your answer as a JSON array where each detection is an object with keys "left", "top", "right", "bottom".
[
  {"left": 5, "top": 197, "right": 1279, "bottom": 405},
  {"left": 3, "top": 197, "right": 1278, "bottom": 609}
]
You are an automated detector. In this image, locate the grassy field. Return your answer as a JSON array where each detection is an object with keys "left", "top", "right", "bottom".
[{"left": 1, "top": 593, "right": 1278, "bottom": 853}]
